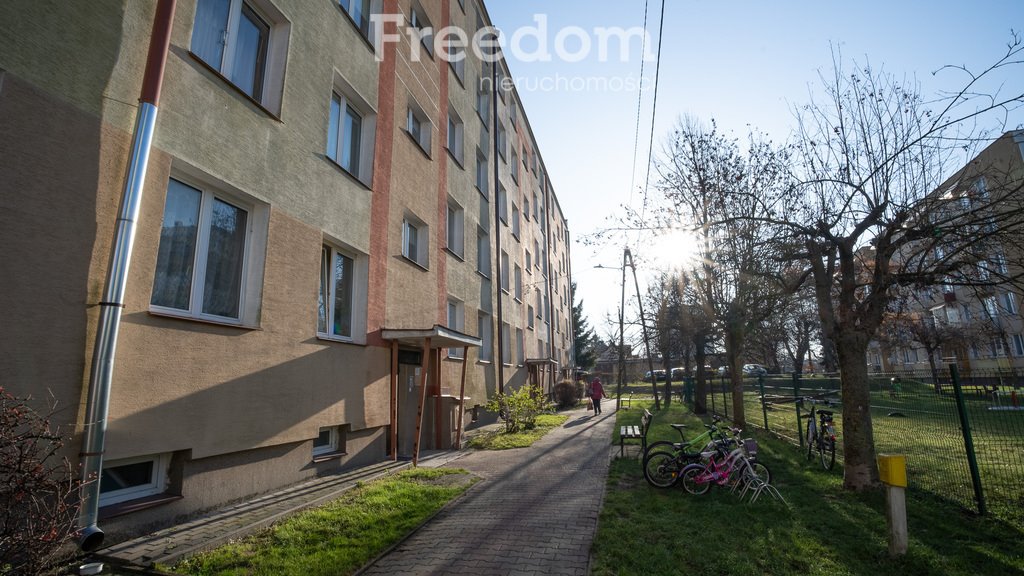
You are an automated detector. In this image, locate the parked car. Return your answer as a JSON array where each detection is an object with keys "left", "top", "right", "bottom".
[
  {"left": 644, "top": 369, "right": 667, "bottom": 381},
  {"left": 742, "top": 363, "right": 768, "bottom": 376},
  {"left": 717, "top": 366, "right": 729, "bottom": 376},
  {"left": 670, "top": 367, "right": 686, "bottom": 380}
]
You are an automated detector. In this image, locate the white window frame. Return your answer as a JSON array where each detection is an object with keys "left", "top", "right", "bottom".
[
  {"left": 448, "top": 299, "right": 465, "bottom": 358},
  {"left": 1013, "top": 334, "right": 1024, "bottom": 357},
  {"left": 313, "top": 426, "right": 340, "bottom": 457},
  {"left": 317, "top": 241, "right": 368, "bottom": 344},
  {"left": 476, "top": 227, "right": 491, "bottom": 277},
  {"left": 447, "top": 106, "right": 465, "bottom": 166},
  {"left": 478, "top": 312, "right": 493, "bottom": 362},
  {"left": 502, "top": 322, "right": 512, "bottom": 365},
  {"left": 99, "top": 454, "right": 171, "bottom": 507},
  {"left": 446, "top": 198, "right": 465, "bottom": 258},
  {"left": 328, "top": 74, "right": 377, "bottom": 187},
  {"left": 402, "top": 215, "right": 429, "bottom": 268},
  {"left": 190, "top": 0, "right": 290, "bottom": 113},
  {"left": 151, "top": 175, "right": 268, "bottom": 326},
  {"left": 500, "top": 250, "right": 510, "bottom": 293},
  {"left": 1004, "top": 292, "right": 1018, "bottom": 315},
  {"left": 408, "top": 2, "right": 434, "bottom": 58},
  {"left": 406, "top": 101, "right": 432, "bottom": 156}
]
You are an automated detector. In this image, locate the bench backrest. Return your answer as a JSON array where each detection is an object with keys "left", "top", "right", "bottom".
[{"left": 641, "top": 409, "right": 653, "bottom": 438}]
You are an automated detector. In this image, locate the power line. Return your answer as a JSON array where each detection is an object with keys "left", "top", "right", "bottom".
[
  {"left": 639, "top": 0, "right": 667, "bottom": 229},
  {"left": 627, "top": 0, "right": 651, "bottom": 208}
]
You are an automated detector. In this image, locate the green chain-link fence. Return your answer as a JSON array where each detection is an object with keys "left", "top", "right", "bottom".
[{"left": 701, "top": 367, "right": 1024, "bottom": 523}]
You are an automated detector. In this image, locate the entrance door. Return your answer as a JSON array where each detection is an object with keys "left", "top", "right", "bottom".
[{"left": 396, "top": 362, "right": 422, "bottom": 459}]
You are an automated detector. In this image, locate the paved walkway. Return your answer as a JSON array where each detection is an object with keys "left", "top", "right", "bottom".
[
  {"left": 361, "top": 406, "right": 618, "bottom": 576},
  {"left": 95, "top": 405, "right": 618, "bottom": 575}
]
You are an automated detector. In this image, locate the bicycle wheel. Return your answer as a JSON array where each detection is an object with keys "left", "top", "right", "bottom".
[
  {"left": 680, "top": 464, "right": 712, "bottom": 495},
  {"left": 820, "top": 437, "right": 836, "bottom": 470},
  {"left": 748, "top": 461, "right": 771, "bottom": 484},
  {"left": 642, "top": 441, "right": 677, "bottom": 462},
  {"left": 805, "top": 418, "right": 816, "bottom": 461},
  {"left": 643, "top": 451, "right": 682, "bottom": 488}
]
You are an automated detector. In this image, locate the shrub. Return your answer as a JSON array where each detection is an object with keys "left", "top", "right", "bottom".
[
  {"left": 485, "top": 385, "right": 547, "bottom": 433},
  {"left": 553, "top": 380, "right": 581, "bottom": 410},
  {"left": 0, "top": 388, "right": 80, "bottom": 574}
]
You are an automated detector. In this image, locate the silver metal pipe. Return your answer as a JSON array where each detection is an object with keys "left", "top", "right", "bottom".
[{"left": 78, "top": 101, "right": 159, "bottom": 551}]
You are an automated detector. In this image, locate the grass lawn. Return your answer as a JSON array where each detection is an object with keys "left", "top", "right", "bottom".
[
  {"left": 167, "top": 468, "right": 476, "bottom": 576},
  {"left": 466, "top": 413, "right": 569, "bottom": 450},
  {"left": 594, "top": 400, "right": 1024, "bottom": 576}
]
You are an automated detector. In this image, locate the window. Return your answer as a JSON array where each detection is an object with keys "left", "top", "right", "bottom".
[
  {"left": 476, "top": 63, "right": 490, "bottom": 126},
  {"left": 497, "top": 186, "right": 508, "bottom": 224},
  {"left": 523, "top": 194, "right": 530, "bottom": 221},
  {"left": 476, "top": 228, "right": 491, "bottom": 277},
  {"left": 402, "top": 215, "right": 428, "bottom": 268},
  {"left": 500, "top": 251, "right": 510, "bottom": 293},
  {"left": 408, "top": 3, "right": 433, "bottom": 57},
  {"left": 478, "top": 313, "right": 492, "bottom": 362},
  {"left": 313, "top": 426, "right": 344, "bottom": 457},
  {"left": 191, "top": 0, "right": 288, "bottom": 112},
  {"left": 475, "top": 149, "right": 488, "bottom": 194},
  {"left": 984, "top": 296, "right": 998, "bottom": 319},
  {"left": 527, "top": 306, "right": 535, "bottom": 329},
  {"left": 533, "top": 239, "right": 541, "bottom": 270},
  {"left": 1004, "top": 293, "right": 1018, "bottom": 315},
  {"left": 446, "top": 199, "right": 464, "bottom": 258},
  {"left": 497, "top": 123, "right": 507, "bottom": 161},
  {"left": 447, "top": 299, "right": 465, "bottom": 358},
  {"left": 514, "top": 264, "right": 523, "bottom": 301},
  {"left": 525, "top": 249, "right": 532, "bottom": 272},
  {"left": 532, "top": 192, "right": 539, "bottom": 220},
  {"left": 99, "top": 454, "right": 170, "bottom": 507},
  {"left": 406, "top": 102, "right": 431, "bottom": 155},
  {"left": 992, "top": 338, "right": 1007, "bottom": 358},
  {"left": 447, "top": 31, "right": 466, "bottom": 81},
  {"left": 318, "top": 244, "right": 357, "bottom": 340},
  {"left": 328, "top": 82, "right": 377, "bottom": 187},
  {"left": 511, "top": 150, "right": 519, "bottom": 182},
  {"left": 152, "top": 177, "right": 265, "bottom": 324},
  {"left": 447, "top": 107, "right": 464, "bottom": 165},
  {"left": 510, "top": 100, "right": 518, "bottom": 128},
  {"left": 339, "top": 0, "right": 373, "bottom": 41},
  {"left": 516, "top": 328, "right": 525, "bottom": 365},
  {"left": 511, "top": 204, "right": 521, "bottom": 239},
  {"left": 501, "top": 322, "right": 511, "bottom": 365}
]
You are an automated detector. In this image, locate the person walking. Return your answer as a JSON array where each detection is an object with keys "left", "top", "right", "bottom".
[{"left": 590, "top": 377, "right": 605, "bottom": 415}]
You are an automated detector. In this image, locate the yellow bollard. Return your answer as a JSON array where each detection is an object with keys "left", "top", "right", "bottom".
[{"left": 877, "top": 454, "right": 908, "bottom": 556}]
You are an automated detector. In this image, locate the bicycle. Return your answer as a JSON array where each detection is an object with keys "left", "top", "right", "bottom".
[
  {"left": 801, "top": 397, "right": 837, "bottom": 470},
  {"left": 642, "top": 414, "right": 724, "bottom": 462},
  {"left": 678, "top": 435, "right": 772, "bottom": 499},
  {"left": 642, "top": 421, "right": 739, "bottom": 489}
]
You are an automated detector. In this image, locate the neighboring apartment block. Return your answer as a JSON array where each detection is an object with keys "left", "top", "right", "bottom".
[
  {"left": 0, "top": 0, "right": 573, "bottom": 543},
  {"left": 867, "top": 131, "right": 1024, "bottom": 375}
]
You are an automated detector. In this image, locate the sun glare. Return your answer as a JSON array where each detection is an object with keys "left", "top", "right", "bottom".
[{"left": 649, "top": 230, "right": 701, "bottom": 270}]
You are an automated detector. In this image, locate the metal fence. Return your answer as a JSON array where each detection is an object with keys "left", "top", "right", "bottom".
[{"left": 702, "top": 367, "right": 1024, "bottom": 523}]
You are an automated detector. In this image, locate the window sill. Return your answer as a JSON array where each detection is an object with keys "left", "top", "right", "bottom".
[
  {"left": 405, "top": 130, "right": 433, "bottom": 160},
  {"left": 402, "top": 255, "right": 430, "bottom": 272},
  {"left": 316, "top": 334, "right": 366, "bottom": 347},
  {"left": 187, "top": 52, "right": 282, "bottom": 121},
  {"left": 148, "top": 309, "right": 260, "bottom": 331},
  {"left": 444, "top": 247, "right": 465, "bottom": 262},
  {"left": 447, "top": 148, "right": 465, "bottom": 170},
  {"left": 477, "top": 360, "right": 492, "bottom": 365},
  {"left": 99, "top": 493, "right": 182, "bottom": 521},
  {"left": 324, "top": 155, "right": 373, "bottom": 191},
  {"left": 475, "top": 270, "right": 491, "bottom": 281},
  {"left": 312, "top": 450, "right": 348, "bottom": 464}
]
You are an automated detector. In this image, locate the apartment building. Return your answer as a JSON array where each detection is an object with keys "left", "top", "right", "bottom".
[
  {"left": 0, "top": 0, "right": 572, "bottom": 544},
  {"left": 867, "top": 131, "right": 1024, "bottom": 375}
]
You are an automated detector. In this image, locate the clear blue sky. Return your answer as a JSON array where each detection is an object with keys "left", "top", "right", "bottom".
[{"left": 486, "top": 1, "right": 1024, "bottom": 342}]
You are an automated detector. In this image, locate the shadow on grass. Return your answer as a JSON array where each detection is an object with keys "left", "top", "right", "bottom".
[{"left": 594, "top": 400, "right": 1024, "bottom": 576}]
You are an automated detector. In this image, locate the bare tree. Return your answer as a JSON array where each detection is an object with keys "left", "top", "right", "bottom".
[
  {"left": 653, "top": 118, "right": 791, "bottom": 428},
  {"left": 1, "top": 388, "right": 80, "bottom": 574},
  {"left": 768, "top": 40, "right": 1024, "bottom": 490}
]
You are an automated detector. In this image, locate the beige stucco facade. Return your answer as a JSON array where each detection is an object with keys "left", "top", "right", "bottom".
[{"left": 0, "top": 0, "right": 573, "bottom": 544}]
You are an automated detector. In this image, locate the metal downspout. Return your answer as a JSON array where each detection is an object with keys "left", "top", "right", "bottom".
[
  {"left": 78, "top": 0, "right": 176, "bottom": 552},
  {"left": 491, "top": 57, "right": 504, "bottom": 393}
]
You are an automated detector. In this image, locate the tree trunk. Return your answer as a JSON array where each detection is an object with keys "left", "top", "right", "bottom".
[
  {"left": 836, "top": 332, "right": 879, "bottom": 491},
  {"left": 694, "top": 339, "right": 708, "bottom": 413},
  {"left": 725, "top": 330, "right": 746, "bottom": 429},
  {"left": 662, "top": 357, "right": 673, "bottom": 406}
]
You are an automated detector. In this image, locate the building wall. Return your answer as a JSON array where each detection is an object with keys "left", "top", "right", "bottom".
[{"left": 0, "top": 0, "right": 574, "bottom": 540}]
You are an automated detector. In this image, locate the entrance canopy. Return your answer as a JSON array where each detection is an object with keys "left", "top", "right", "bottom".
[{"left": 382, "top": 325, "right": 481, "bottom": 349}]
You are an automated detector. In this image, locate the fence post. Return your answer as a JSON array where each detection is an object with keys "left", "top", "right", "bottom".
[
  {"left": 793, "top": 373, "right": 803, "bottom": 448},
  {"left": 710, "top": 378, "right": 717, "bottom": 415},
  {"left": 722, "top": 377, "right": 729, "bottom": 419},
  {"left": 949, "top": 363, "right": 987, "bottom": 516},
  {"left": 758, "top": 374, "right": 769, "bottom": 431}
]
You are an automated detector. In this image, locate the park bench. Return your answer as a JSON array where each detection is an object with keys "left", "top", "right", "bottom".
[
  {"left": 620, "top": 393, "right": 633, "bottom": 410},
  {"left": 619, "top": 408, "right": 652, "bottom": 458}
]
